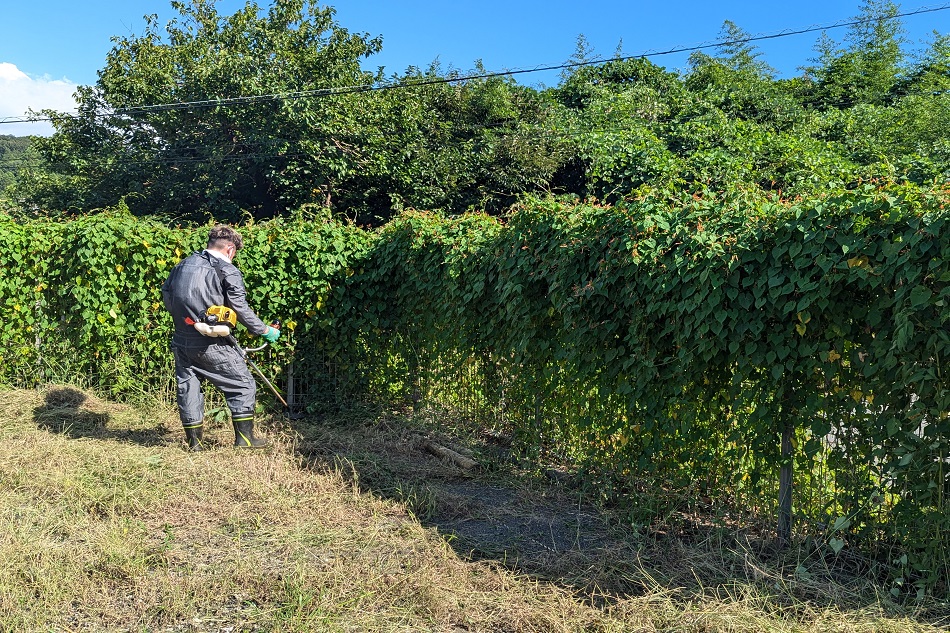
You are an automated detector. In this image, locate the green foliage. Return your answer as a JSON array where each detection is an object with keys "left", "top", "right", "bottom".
[
  {"left": 804, "top": 0, "right": 906, "bottom": 108},
  {"left": 0, "top": 207, "right": 368, "bottom": 401},
  {"left": 556, "top": 56, "right": 680, "bottom": 110},
  {"left": 16, "top": 0, "right": 383, "bottom": 221},
  {"left": 9, "top": 0, "right": 950, "bottom": 223},
  {"left": 0, "top": 208, "right": 191, "bottom": 391},
  {"left": 893, "top": 32, "right": 950, "bottom": 97},
  {"left": 317, "top": 187, "right": 950, "bottom": 598},
  {"left": 8, "top": 190, "right": 950, "bottom": 595},
  {"left": 541, "top": 7, "right": 950, "bottom": 205},
  {"left": 0, "top": 135, "right": 33, "bottom": 192},
  {"left": 333, "top": 66, "right": 566, "bottom": 221}
]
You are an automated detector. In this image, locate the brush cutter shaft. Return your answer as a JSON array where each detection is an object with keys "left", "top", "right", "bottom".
[
  {"left": 246, "top": 356, "right": 289, "bottom": 408},
  {"left": 226, "top": 335, "right": 289, "bottom": 409}
]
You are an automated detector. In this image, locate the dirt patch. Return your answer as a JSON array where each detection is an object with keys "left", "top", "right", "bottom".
[
  {"left": 430, "top": 480, "right": 614, "bottom": 563},
  {"left": 291, "top": 413, "right": 641, "bottom": 592}
]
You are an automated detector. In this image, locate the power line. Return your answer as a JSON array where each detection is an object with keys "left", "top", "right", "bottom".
[{"left": 1, "top": 2, "right": 948, "bottom": 126}]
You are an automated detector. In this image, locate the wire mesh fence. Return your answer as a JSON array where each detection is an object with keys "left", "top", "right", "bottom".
[{"left": 283, "top": 343, "right": 933, "bottom": 552}]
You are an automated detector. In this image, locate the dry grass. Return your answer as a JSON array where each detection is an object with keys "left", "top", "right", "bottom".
[{"left": 0, "top": 384, "right": 946, "bottom": 632}]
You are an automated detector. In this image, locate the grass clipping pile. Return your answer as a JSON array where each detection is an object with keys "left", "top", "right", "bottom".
[{"left": 0, "top": 385, "right": 944, "bottom": 632}]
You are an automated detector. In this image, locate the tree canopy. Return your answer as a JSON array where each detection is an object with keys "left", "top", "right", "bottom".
[
  {"left": 5, "top": 0, "right": 950, "bottom": 222},
  {"left": 16, "top": 0, "right": 383, "bottom": 221}
]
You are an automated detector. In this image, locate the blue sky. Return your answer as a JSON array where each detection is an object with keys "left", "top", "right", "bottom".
[{"left": 2, "top": 0, "right": 949, "bottom": 135}]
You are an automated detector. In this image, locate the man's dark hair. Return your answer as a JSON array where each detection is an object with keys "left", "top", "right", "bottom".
[{"left": 207, "top": 225, "right": 244, "bottom": 251}]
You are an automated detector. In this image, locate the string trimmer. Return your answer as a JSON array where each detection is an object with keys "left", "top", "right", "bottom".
[
  {"left": 229, "top": 333, "right": 289, "bottom": 410},
  {"left": 187, "top": 306, "right": 292, "bottom": 413}
]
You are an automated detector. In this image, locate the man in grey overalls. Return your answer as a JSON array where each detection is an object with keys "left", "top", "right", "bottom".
[{"left": 162, "top": 225, "right": 280, "bottom": 451}]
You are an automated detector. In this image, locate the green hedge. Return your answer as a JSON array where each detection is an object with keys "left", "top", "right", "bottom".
[
  {"left": 2, "top": 188, "right": 949, "bottom": 596},
  {"left": 327, "top": 187, "right": 950, "bottom": 597},
  {"left": 0, "top": 207, "right": 368, "bottom": 396}
]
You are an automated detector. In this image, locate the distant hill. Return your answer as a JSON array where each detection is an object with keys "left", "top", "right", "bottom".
[{"left": 0, "top": 134, "right": 32, "bottom": 190}]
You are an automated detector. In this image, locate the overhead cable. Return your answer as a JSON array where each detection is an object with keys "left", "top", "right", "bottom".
[{"left": 1, "top": 2, "right": 948, "bottom": 126}]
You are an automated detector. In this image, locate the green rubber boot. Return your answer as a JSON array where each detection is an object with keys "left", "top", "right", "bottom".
[
  {"left": 183, "top": 422, "right": 205, "bottom": 452},
  {"left": 232, "top": 414, "right": 268, "bottom": 449}
]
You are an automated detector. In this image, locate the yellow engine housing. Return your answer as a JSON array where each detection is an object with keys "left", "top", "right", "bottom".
[{"left": 205, "top": 305, "right": 237, "bottom": 327}]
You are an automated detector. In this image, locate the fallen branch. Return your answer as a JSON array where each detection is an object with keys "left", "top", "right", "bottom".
[{"left": 422, "top": 440, "right": 479, "bottom": 470}]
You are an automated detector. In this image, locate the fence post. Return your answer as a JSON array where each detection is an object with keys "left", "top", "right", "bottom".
[
  {"left": 287, "top": 360, "right": 295, "bottom": 414},
  {"left": 34, "top": 297, "right": 44, "bottom": 385},
  {"left": 778, "top": 417, "right": 793, "bottom": 544}
]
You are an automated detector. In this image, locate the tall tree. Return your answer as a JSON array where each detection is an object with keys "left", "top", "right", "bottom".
[
  {"left": 805, "top": 0, "right": 906, "bottom": 107},
  {"left": 17, "top": 0, "right": 382, "bottom": 221},
  {"left": 341, "top": 65, "right": 567, "bottom": 220},
  {"left": 685, "top": 21, "right": 790, "bottom": 124},
  {"left": 892, "top": 31, "right": 950, "bottom": 96}
]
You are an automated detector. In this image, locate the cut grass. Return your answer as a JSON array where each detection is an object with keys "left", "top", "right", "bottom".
[{"left": 0, "top": 384, "right": 946, "bottom": 632}]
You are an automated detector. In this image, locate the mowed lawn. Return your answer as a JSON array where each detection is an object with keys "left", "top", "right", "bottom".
[{"left": 0, "top": 384, "right": 944, "bottom": 632}]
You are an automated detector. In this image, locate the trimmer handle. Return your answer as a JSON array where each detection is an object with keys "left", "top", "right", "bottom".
[{"left": 244, "top": 321, "right": 281, "bottom": 353}]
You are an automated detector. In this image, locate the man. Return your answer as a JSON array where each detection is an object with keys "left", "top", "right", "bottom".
[{"left": 162, "top": 225, "right": 280, "bottom": 451}]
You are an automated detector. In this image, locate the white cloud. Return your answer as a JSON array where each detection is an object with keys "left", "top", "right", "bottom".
[{"left": 0, "top": 62, "right": 78, "bottom": 137}]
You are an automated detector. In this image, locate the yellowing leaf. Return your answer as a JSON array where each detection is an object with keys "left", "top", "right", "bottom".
[
  {"left": 847, "top": 255, "right": 869, "bottom": 269},
  {"left": 851, "top": 389, "right": 863, "bottom": 403},
  {"left": 115, "top": 265, "right": 124, "bottom": 273},
  {"left": 828, "top": 350, "right": 841, "bottom": 362},
  {"left": 285, "top": 319, "right": 297, "bottom": 331},
  {"left": 109, "top": 309, "right": 118, "bottom": 319},
  {"left": 795, "top": 323, "right": 807, "bottom": 336}
]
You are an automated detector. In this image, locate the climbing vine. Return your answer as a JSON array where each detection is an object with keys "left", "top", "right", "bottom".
[{"left": 1, "top": 186, "right": 949, "bottom": 596}]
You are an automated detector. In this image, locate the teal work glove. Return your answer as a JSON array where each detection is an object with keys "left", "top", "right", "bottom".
[{"left": 261, "top": 325, "right": 280, "bottom": 343}]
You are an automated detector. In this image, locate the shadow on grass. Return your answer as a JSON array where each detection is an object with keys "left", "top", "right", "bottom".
[
  {"left": 32, "top": 386, "right": 169, "bottom": 447},
  {"left": 287, "top": 409, "right": 950, "bottom": 625},
  {"left": 288, "top": 413, "right": 734, "bottom": 591}
]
